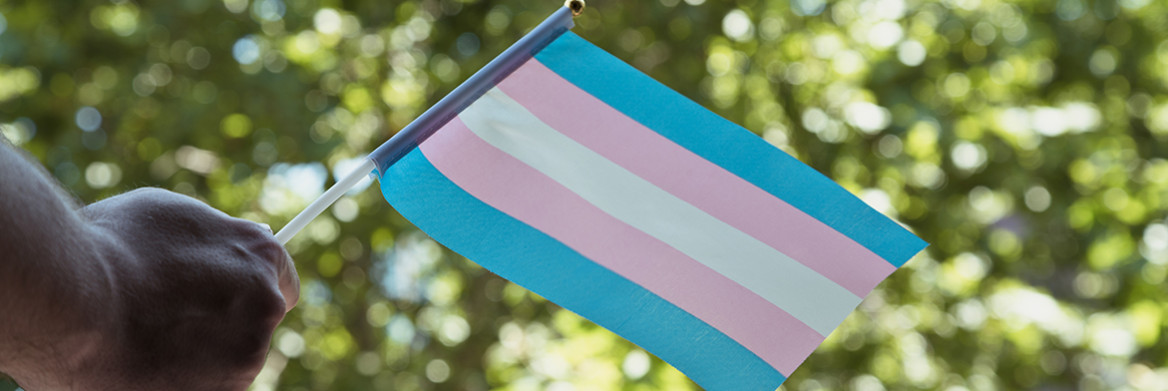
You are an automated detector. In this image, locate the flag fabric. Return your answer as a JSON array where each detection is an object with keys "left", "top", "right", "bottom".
[{"left": 373, "top": 13, "right": 927, "bottom": 391}]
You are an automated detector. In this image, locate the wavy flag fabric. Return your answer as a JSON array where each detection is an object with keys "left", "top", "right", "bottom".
[{"left": 375, "top": 26, "right": 927, "bottom": 391}]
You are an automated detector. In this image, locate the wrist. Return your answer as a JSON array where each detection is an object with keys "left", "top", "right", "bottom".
[{"left": 1, "top": 224, "right": 128, "bottom": 390}]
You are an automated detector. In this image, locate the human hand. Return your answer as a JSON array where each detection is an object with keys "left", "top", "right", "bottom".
[{"left": 33, "top": 188, "right": 300, "bottom": 390}]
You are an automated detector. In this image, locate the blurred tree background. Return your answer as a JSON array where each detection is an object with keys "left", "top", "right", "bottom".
[{"left": 2, "top": 0, "right": 1167, "bottom": 389}]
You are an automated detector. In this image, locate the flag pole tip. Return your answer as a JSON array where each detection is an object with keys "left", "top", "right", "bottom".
[{"left": 566, "top": 0, "right": 585, "bottom": 16}]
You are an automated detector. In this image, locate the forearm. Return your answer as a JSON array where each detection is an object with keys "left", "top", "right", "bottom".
[{"left": 0, "top": 140, "right": 118, "bottom": 381}]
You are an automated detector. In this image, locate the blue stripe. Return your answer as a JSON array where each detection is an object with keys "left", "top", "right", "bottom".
[
  {"left": 534, "top": 32, "right": 927, "bottom": 267},
  {"left": 380, "top": 148, "right": 787, "bottom": 391}
]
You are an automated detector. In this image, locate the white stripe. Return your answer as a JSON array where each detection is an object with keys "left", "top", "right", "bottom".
[{"left": 458, "top": 88, "right": 861, "bottom": 336}]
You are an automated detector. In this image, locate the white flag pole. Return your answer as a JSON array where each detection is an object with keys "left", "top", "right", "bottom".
[
  {"left": 274, "top": 158, "right": 375, "bottom": 245},
  {"left": 276, "top": 1, "right": 583, "bottom": 245}
]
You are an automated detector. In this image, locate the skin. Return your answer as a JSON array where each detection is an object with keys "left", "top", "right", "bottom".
[{"left": 0, "top": 139, "right": 300, "bottom": 390}]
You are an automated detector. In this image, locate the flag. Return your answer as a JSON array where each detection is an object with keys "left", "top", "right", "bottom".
[{"left": 369, "top": 6, "right": 927, "bottom": 390}]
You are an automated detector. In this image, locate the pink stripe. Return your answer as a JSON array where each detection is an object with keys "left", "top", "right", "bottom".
[
  {"left": 497, "top": 59, "right": 896, "bottom": 297},
  {"left": 420, "top": 117, "right": 823, "bottom": 375}
]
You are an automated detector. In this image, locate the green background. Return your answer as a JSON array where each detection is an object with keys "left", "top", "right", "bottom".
[{"left": 2, "top": 0, "right": 1167, "bottom": 389}]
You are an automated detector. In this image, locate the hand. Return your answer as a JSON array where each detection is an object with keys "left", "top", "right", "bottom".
[{"left": 29, "top": 188, "right": 299, "bottom": 390}]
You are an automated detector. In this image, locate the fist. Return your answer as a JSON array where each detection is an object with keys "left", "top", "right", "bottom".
[{"left": 74, "top": 188, "right": 299, "bottom": 390}]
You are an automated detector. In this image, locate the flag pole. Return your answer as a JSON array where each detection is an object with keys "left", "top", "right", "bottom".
[
  {"left": 274, "top": 158, "right": 375, "bottom": 245},
  {"left": 273, "top": 2, "right": 581, "bottom": 245},
  {"left": 365, "top": 3, "right": 578, "bottom": 175}
]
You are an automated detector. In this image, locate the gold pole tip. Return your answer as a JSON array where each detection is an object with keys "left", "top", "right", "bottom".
[{"left": 566, "top": 0, "right": 585, "bottom": 16}]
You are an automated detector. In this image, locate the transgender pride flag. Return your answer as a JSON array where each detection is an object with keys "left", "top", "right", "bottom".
[{"left": 313, "top": 5, "right": 924, "bottom": 390}]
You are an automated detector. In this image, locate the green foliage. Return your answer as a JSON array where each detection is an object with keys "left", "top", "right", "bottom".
[{"left": 2, "top": 0, "right": 1168, "bottom": 390}]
